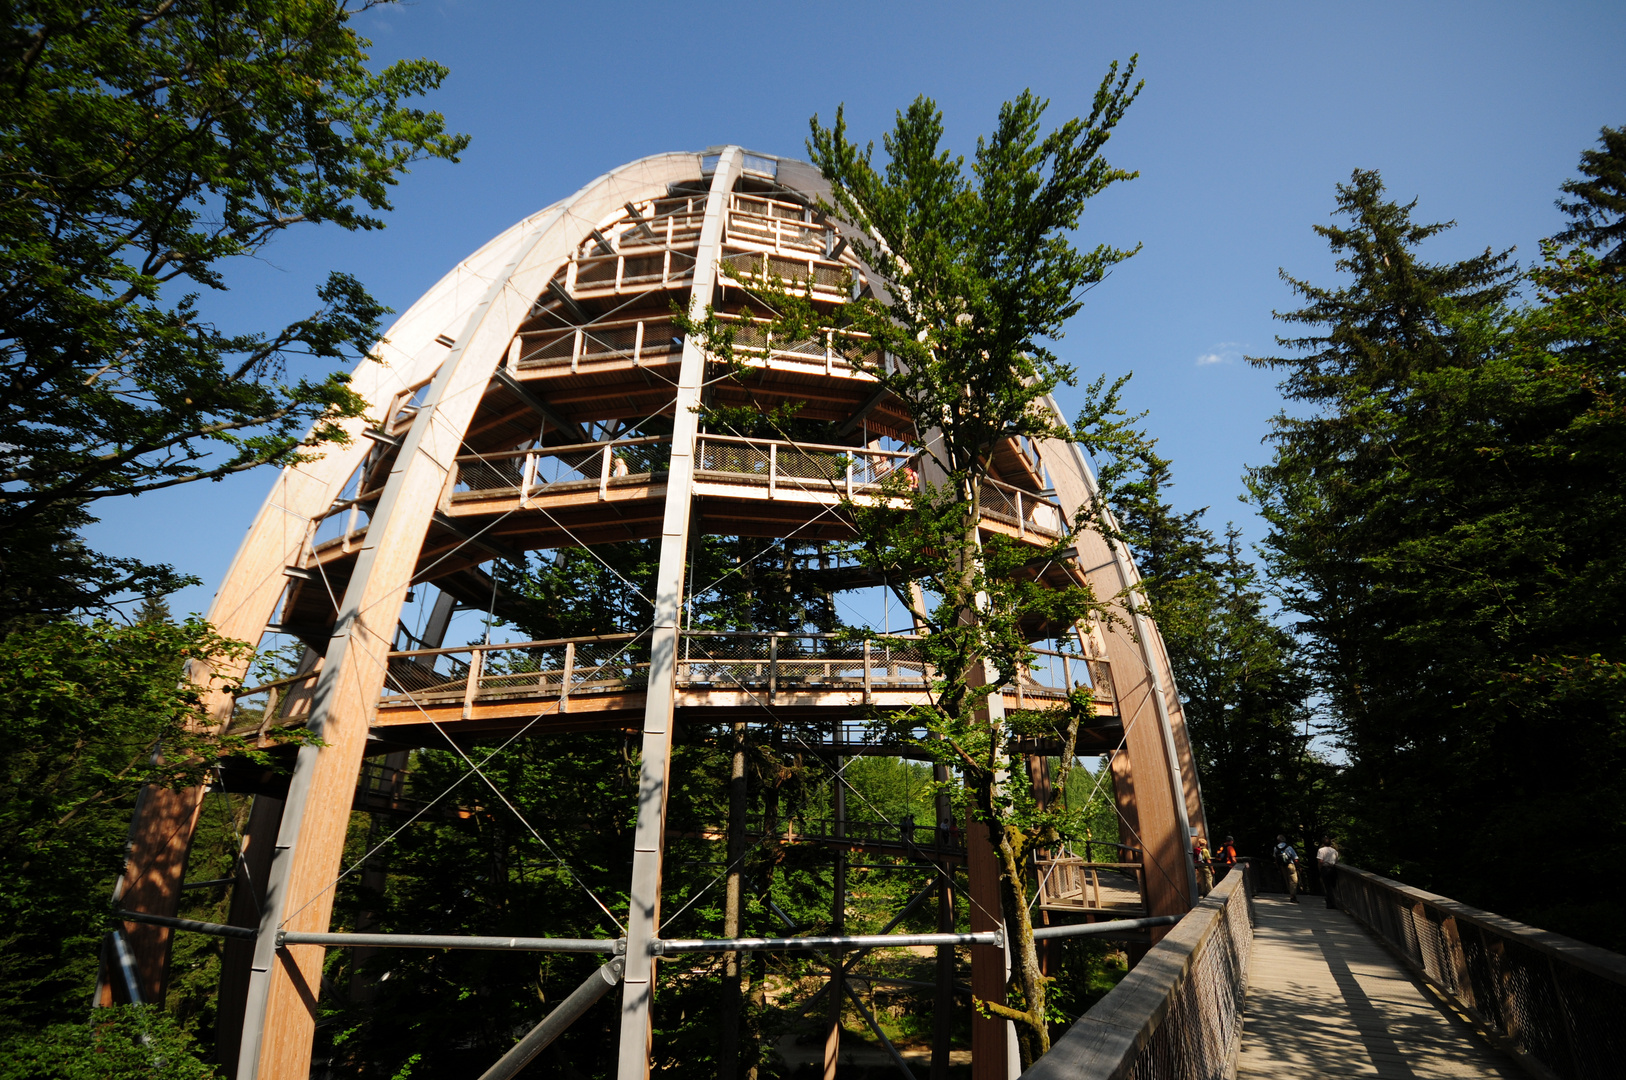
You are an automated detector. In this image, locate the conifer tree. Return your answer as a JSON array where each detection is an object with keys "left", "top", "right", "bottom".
[{"left": 1247, "top": 164, "right": 1626, "bottom": 944}]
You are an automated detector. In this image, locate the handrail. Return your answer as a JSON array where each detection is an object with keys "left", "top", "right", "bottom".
[
  {"left": 452, "top": 434, "right": 669, "bottom": 465},
  {"left": 387, "top": 632, "right": 639, "bottom": 660},
  {"left": 696, "top": 431, "right": 913, "bottom": 459},
  {"left": 1025, "top": 864, "right": 1255, "bottom": 1079},
  {"left": 1336, "top": 865, "right": 1626, "bottom": 1080}
]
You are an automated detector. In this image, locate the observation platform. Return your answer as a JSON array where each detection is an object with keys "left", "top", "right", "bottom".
[{"left": 232, "top": 630, "right": 1123, "bottom": 751}]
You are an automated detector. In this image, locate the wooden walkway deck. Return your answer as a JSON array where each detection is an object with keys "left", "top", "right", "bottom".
[{"left": 1238, "top": 897, "right": 1521, "bottom": 1079}]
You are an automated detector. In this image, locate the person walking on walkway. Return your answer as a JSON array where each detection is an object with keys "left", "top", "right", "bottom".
[
  {"left": 1216, "top": 835, "right": 1239, "bottom": 877},
  {"left": 1192, "top": 836, "right": 1213, "bottom": 896},
  {"left": 1273, "top": 834, "right": 1301, "bottom": 902},
  {"left": 1317, "top": 836, "right": 1340, "bottom": 909}
]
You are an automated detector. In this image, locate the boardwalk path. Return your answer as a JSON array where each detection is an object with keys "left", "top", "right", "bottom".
[{"left": 1238, "top": 897, "right": 1520, "bottom": 1079}]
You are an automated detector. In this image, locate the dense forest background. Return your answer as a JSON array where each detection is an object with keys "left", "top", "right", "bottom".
[{"left": 2, "top": 2, "right": 1624, "bottom": 1076}]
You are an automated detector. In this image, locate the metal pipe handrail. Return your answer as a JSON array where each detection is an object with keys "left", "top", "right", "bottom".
[
  {"left": 278, "top": 931, "right": 623, "bottom": 954},
  {"left": 1030, "top": 915, "right": 1179, "bottom": 940},
  {"left": 653, "top": 930, "right": 1002, "bottom": 954},
  {"left": 115, "top": 910, "right": 257, "bottom": 940}
]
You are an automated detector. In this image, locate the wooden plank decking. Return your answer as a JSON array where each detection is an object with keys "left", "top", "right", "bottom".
[{"left": 1238, "top": 898, "right": 1521, "bottom": 1079}]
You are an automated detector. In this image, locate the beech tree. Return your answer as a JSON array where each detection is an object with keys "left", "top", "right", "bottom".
[
  {"left": 685, "top": 72, "right": 1153, "bottom": 1065},
  {"left": 0, "top": 0, "right": 467, "bottom": 617}
]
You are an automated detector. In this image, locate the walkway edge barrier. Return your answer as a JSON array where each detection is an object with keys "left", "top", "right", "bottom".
[
  {"left": 1336, "top": 865, "right": 1626, "bottom": 1080},
  {"left": 1022, "top": 864, "right": 1255, "bottom": 1079}
]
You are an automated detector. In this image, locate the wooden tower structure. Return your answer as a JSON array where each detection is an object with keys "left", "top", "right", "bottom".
[{"left": 111, "top": 147, "right": 1207, "bottom": 1079}]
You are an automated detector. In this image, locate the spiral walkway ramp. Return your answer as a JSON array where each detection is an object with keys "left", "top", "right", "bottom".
[{"left": 110, "top": 146, "right": 1207, "bottom": 1080}]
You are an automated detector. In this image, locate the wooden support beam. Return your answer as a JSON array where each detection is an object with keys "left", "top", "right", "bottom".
[{"left": 492, "top": 368, "right": 590, "bottom": 443}]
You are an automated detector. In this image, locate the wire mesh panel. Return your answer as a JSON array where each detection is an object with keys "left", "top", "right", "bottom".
[
  {"left": 475, "top": 645, "right": 570, "bottom": 700},
  {"left": 695, "top": 438, "right": 770, "bottom": 478},
  {"left": 1336, "top": 866, "right": 1626, "bottom": 1080},
  {"left": 1026, "top": 866, "right": 1255, "bottom": 1080},
  {"left": 453, "top": 452, "right": 528, "bottom": 493},
  {"left": 774, "top": 446, "right": 847, "bottom": 490},
  {"left": 677, "top": 634, "right": 931, "bottom": 694},
  {"left": 570, "top": 640, "right": 651, "bottom": 695}
]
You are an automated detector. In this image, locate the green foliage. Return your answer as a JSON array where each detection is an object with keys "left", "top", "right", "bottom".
[
  {"left": 315, "top": 734, "right": 637, "bottom": 1078},
  {"left": 1116, "top": 458, "right": 1329, "bottom": 858},
  {"left": 1247, "top": 163, "right": 1626, "bottom": 945},
  {"left": 681, "top": 78, "right": 1152, "bottom": 1065},
  {"left": 0, "top": 616, "right": 276, "bottom": 1032},
  {"left": 0, "top": 0, "right": 467, "bottom": 616},
  {"left": 1553, "top": 124, "right": 1626, "bottom": 265},
  {"left": 0, "top": 1005, "right": 217, "bottom": 1080}
]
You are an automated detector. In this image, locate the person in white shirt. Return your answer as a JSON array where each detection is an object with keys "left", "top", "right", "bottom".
[{"left": 1316, "top": 837, "right": 1340, "bottom": 909}]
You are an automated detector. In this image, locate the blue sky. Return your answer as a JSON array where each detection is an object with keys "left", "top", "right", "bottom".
[{"left": 88, "top": 0, "right": 1626, "bottom": 619}]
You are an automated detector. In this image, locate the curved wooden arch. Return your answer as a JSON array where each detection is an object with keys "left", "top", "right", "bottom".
[{"left": 115, "top": 147, "right": 1205, "bottom": 1080}]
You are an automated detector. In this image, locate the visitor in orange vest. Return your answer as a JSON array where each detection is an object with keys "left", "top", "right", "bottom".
[{"left": 1216, "top": 835, "right": 1239, "bottom": 875}]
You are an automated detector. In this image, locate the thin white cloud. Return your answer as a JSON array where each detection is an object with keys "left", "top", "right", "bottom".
[{"left": 1196, "top": 342, "right": 1247, "bottom": 367}]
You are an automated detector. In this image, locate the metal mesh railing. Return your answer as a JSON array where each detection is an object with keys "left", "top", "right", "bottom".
[
  {"left": 1027, "top": 865, "right": 1255, "bottom": 1080},
  {"left": 452, "top": 438, "right": 671, "bottom": 498},
  {"left": 514, "top": 317, "right": 686, "bottom": 370},
  {"left": 980, "top": 479, "right": 1067, "bottom": 539},
  {"left": 378, "top": 635, "right": 651, "bottom": 710},
  {"left": 676, "top": 633, "right": 928, "bottom": 692},
  {"left": 1336, "top": 866, "right": 1626, "bottom": 1080},
  {"left": 693, "top": 435, "right": 913, "bottom": 496}
]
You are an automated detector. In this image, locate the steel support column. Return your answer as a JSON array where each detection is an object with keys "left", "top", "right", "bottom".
[{"left": 616, "top": 146, "right": 742, "bottom": 1080}]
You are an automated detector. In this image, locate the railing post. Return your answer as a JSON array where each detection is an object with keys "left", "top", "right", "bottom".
[
  {"left": 863, "top": 640, "right": 872, "bottom": 705},
  {"left": 768, "top": 443, "right": 777, "bottom": 499},
  {"left": 571, "top": 327, "right": 582, "bottom": 374},
  {"left": 521, "top": 451, "right": 536, "bottom": 508},
  {"left": 599, "top": 445, "right": 612, "bottom": 501},
  {"left": 769, "top": 634, "right": 778, "bottom": 702},
  {"left": 633, "top": 320, "right": 644, "bottom": 367},
  {"left": 1017, "top": 490, "right": 1024, "bottom": 540},
  {"left": 560, "top": 641, "right": 575, "bottom": 714},
  {"left": 462, "top": 650, "right": 484, "bottom": 721},
  {"left": 845, "top": 456, "right": 853, "bottom": 501},
  {"left": 1062, "top": 653, "right": 1072, "bottom": 690}
]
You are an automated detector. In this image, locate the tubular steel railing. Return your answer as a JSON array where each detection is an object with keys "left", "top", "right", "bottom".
[
  {"left": 1025, "top": 864, "right": 1255, "bottom": 1080},
  {"left": 1335, "top": 865, "right": 1626, "bottom": 1080}
]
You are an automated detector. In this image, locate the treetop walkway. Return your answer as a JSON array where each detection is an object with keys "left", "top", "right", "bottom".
[{"left": 1028, "top": 864, "right": 1625, "bottom": 1080}]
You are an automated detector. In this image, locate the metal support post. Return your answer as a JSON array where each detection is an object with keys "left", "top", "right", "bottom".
[
  {"left": 477, "top": 959, "right": 625, "bottom": 1080},
  {"left": 718, "top": 720, "right": 748, "bottom": 1079},
  {"left": 933, "top": 760, "right": 955, "bottom": 1080},
  {"left": 617, "top": 146, "right": 741, "bottom": 1080},
  {"left": 824, "top": 758, "right": 847, "bottom": 1080}
]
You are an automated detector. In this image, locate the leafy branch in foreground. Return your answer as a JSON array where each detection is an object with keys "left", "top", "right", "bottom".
[{"left": 0, "top": 0, "right": 468, "bottom": 612}]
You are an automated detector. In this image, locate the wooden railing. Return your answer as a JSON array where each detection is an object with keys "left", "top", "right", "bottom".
[
  {"left": 1025, "top": 864, "right": 1255, "bottom": 1079},
  {"left": 1336, "top": 865, "right": 1626, "bottom": 1080},
  {"left": 364, "top": 631, "right": 1115, "bottom": 714}
]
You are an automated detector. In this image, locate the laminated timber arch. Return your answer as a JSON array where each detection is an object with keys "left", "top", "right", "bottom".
[{"left": 114, "top": 146, "right": 1207, "bottom": 1080}]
